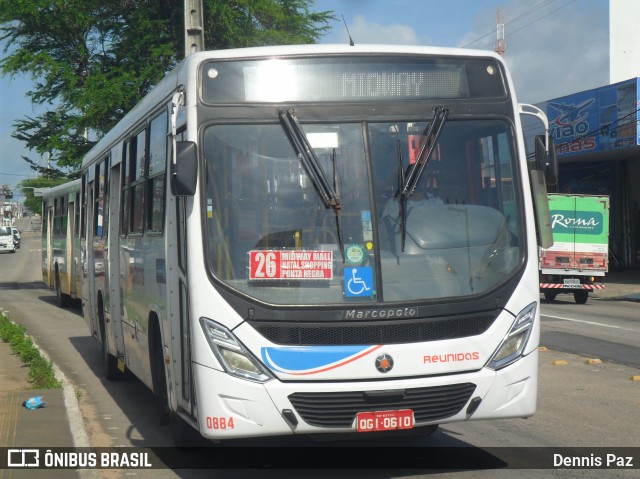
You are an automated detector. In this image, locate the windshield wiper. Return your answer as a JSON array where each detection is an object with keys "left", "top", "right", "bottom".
[
  {"left": 279, "top": 109, "right": 345, "bottom": 262},
  {"left": 394, "top": 139, "right": 408, "bottom": 253},
  {"left": 331, "top": 148, "right": 345, "bottom": 262},
  {"left": 279, "top": 109, "right": 341, "bottom": 209},
  {"left": 401, "top": 105, "right": 449, "bottom": 198},
  {"left": 397, "top": 105, "right": 448, "bottom": 252}
]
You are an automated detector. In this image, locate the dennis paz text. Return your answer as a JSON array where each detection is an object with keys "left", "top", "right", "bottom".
[{"left": 554, "top": 454, "right": 634, "bottom": 468}]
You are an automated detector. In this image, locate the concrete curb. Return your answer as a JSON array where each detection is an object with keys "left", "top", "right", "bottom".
[
  {"left": 0, "top": 311, "right": 91, "bottom": 447},
  {"left": 595, "top": 294, "right": 640, "bottom": 302},
  {"left": 0, "top": 310, "right": 98, "bottom": 479},
  {"left": 54, "top": 364, "right": 91, "bottom": 448},
  {"left": 53, "top": 361, "right": 100, "bottom": 479}
]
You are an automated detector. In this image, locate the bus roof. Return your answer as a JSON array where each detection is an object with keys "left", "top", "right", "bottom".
[
  {"left": 81, "top": 44, "right": 508, "bottom": 170},
  {"left": 41, "top": 178, "right": 81, "bottom": 200},
  {"left": 186, "top": 43, "right": 504, "bottom": 61}
]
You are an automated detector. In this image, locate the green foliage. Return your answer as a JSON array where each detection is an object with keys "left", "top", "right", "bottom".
[
  {"left": 0, "top": 0, "right": 335, "bottom": 176},
  {"left": 28, "top": 356, "right": 63, "bottom": 389},
  {"left": 0, "top": 313, "right": 62, "bottom": 389},
  {"left": 0, "top": 316, "right": 24, "bottom": 344},
  {"left": 18, "top": 177, "right": 71, "bottom": 216},
  {"left": 204, "top": 0, "right": 333, "bottom": 48}
]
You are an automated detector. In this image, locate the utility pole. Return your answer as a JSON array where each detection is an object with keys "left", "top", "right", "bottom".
[
  {"left": 495, "top": 9, "right": 506, "bottom": 57},
  {"left": 184, "top": 0, "right": 205, "bottom": 57}
]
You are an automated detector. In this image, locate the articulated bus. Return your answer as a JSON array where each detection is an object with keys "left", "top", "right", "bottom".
[
  {"left": 42, "top": 179, "right": 82, "bottom": 308},
  {"left": 74, "top": 44, "right": 555, "bottom": 445}
]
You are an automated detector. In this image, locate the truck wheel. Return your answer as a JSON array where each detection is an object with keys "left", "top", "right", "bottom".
[
  {"left": 544, "top": 291, "right": 558, "bottom": 302},
  {"left": 574, "top": 291, "right": 588, "bottom": 304}
]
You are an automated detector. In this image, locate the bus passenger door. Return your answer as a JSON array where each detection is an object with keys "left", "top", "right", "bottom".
[
  {"left": 107, "top": 163, "right": 125, "bottom": 360},
  {"left": 45, "top": 204, "right": 54, "bottom": 287},
  {"left": 166, "top": 194, "right": 195, "bottom": 419},
  {"left": 66, "top": 197, "right": 75, "bottom": 297},
  {"left": 84, "top": 180, "right": 99, "bottom": 338},
  {"left": 72, "top": 191, "right": 82, "bottom": 297}
]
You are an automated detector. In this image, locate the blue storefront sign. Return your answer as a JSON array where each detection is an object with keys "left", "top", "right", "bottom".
[{"left": 541, "top": 78, "right": 640, "bottom": 158}]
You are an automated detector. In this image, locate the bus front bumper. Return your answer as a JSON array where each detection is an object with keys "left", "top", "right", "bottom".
[{"left": 191, "top": 349, "right": 538, "bottom": 440}]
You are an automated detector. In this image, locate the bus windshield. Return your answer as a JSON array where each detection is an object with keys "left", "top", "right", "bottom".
[{"left": 203, "top": 118, "right": 523, "bottom": 305}]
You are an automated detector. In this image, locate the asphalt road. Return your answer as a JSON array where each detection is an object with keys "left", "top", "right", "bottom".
[
  {"left": 1, "top": 234, "right": 638, "bottom": 478},
  {"left": 540, "top": 296, "right": 640, "bottom": 367}
]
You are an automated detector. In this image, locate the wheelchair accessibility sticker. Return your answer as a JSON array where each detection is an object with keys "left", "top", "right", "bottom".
[{"left": 344, "top": 267, "right": 374, "bottom": 297}]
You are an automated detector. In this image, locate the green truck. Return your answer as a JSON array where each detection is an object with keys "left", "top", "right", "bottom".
[{"left": 539, "top": 194, "right": 609, "bottom": 304}]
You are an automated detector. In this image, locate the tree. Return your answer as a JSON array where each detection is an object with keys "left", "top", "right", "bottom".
[
  {"left": 1, "top": 0, "right": 334, "bottom": 177},
  {"left": 18, "top": 177, "right": 70, "bottom": 216}
]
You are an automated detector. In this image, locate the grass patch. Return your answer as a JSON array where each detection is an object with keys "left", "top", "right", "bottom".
[{"left": 0, "top": 312, "right": 62, "bottom": 389}]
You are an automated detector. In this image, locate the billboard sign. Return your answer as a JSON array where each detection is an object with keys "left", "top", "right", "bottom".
[{"left": 543, "top": 78, "right": 639, "bottom": 157}]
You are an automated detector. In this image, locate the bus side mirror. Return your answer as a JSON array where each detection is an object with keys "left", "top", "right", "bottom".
[
  {"left": 535, "top": 135, "right": 558, "bottom": 186},
  {"left": 172, "top": 141, "right": 198, "bottom": 196}
]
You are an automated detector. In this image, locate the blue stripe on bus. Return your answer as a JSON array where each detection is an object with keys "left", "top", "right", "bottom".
[{"left": 261, "top": 345, "right": 381, "bottom": 375}]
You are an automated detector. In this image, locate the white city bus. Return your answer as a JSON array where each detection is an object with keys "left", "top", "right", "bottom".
[
  {"left": 42, "top": 179, "right": 82, "bottom": 307},
  {"left": 78, "top": 44, "right": 555, "bottom": 445}
]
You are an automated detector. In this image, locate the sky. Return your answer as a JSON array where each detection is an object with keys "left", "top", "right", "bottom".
[{"left": 0, "top": 0, "right": 610, "bottom": 196}]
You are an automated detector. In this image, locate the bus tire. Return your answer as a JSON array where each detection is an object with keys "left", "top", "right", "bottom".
[
  {"left": 574, "top": 291, "right": 588, "bottom": 304},
  {"left": 99, "top": 298, "right": 121, "bottom": 380},
  {"left": 55, "top": 268, "right": 70, "bottom": 308},
  {"left": 417, "top": 424, "right": 439, "bottom": 436},
  {"left": 149, "top": 318, "right": 167, "bottom": 404},
  {"left": 149, "top": 322, "right": 198, "bottom": 447},
  {"left": 170, "top": 411, "right": 199, "bottom": 448},
  {"left": 398, "top": 424, "right": 438, "bottom": 438},
  {"left": 149, "top": 322, "right": 170, "bottom": 423}
]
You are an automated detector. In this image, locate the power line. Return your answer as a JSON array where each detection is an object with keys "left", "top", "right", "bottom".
[
  {"left": 525, "top": 107, "right": 640, "bottom": 159},
  {"left": 462, "top": 0, "right": 578, "bottom": 49},
  {"left": 0, "top": 172, "right": 34, "bottom": 177},
  {"left": 462, "top": 0, "right": 557, "bottom": 48},
  {"left": 522, "top": 106, "right": 640, "bottom": 140},
  {"left": 509, "top": 0, "right": 579, "bottom": 38}
]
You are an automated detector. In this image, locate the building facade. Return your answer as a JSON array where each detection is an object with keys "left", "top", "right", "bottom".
[{"left": 536, "top": 78, "right": 640, "bottom": 269}]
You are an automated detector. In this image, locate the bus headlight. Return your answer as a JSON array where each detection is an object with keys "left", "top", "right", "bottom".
[
  {"left": 488, "top": 302, "right": 536, "bottom": 370},
  {"left": 200, "top": 318, "right": 273, "bottom": 383}
]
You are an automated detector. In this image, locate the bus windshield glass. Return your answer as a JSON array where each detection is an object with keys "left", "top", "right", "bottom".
[{"left": 203, "top": 118, "right": 523, "bottom": 305}]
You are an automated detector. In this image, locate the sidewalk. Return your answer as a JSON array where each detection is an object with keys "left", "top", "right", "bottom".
[
  {"left": 0, "top": 341, "right": 80, "bottom": 478},
  {"left": 0, "top": 336, "right": 83, "bottom": 478},
  {"left": 589, "top": 269, "right": 640, "bottom": 301},
  {"left": 1, "top": 269, "right": 639, "bottom": 457},
  {"left": 0, "top": 341, "right": 76, "bottom": 448}
]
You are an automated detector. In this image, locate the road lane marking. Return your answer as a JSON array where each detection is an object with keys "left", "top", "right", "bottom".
[{"left": 541, "top": 313, "right": 637, "bottom": 331}]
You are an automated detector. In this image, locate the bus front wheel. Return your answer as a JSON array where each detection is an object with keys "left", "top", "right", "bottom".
[{"left": 150, "top": 323, "right": 199, "bottom": 447}]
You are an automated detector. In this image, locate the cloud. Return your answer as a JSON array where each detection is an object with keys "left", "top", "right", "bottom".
[
  {"left": 506, "top": 4, "right": 608, "bottom": 102},
  {"left": 346, "top": 14, "right": 422, "bottom": 45},
  {"left": 459, "top": 0, "right": 609, "bottom": 103}
]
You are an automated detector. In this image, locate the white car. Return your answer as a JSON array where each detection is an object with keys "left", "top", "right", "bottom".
[{"left": 0, "top": 226, "right": 16, "bottom": 253}]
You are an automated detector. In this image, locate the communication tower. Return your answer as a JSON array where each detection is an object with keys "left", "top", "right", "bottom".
[{"left": 495, "top": 9, "right": 506, "bottom": 57}]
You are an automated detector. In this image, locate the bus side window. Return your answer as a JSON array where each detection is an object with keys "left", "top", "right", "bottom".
[
  {"left": 81, "top": 174, "right": 87, "bottom": 239},
  {"left": 95, "top": 159, "right": 109, "bottom": 238},
  {"left": 147, "top": 111, "right": 167, "bottom": 232},
  {"left": 121, "top": 141, "right": 129, "bottom": 237},
  {"left": 130, "top": 130, "right": 146, "bottom": 234}
]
